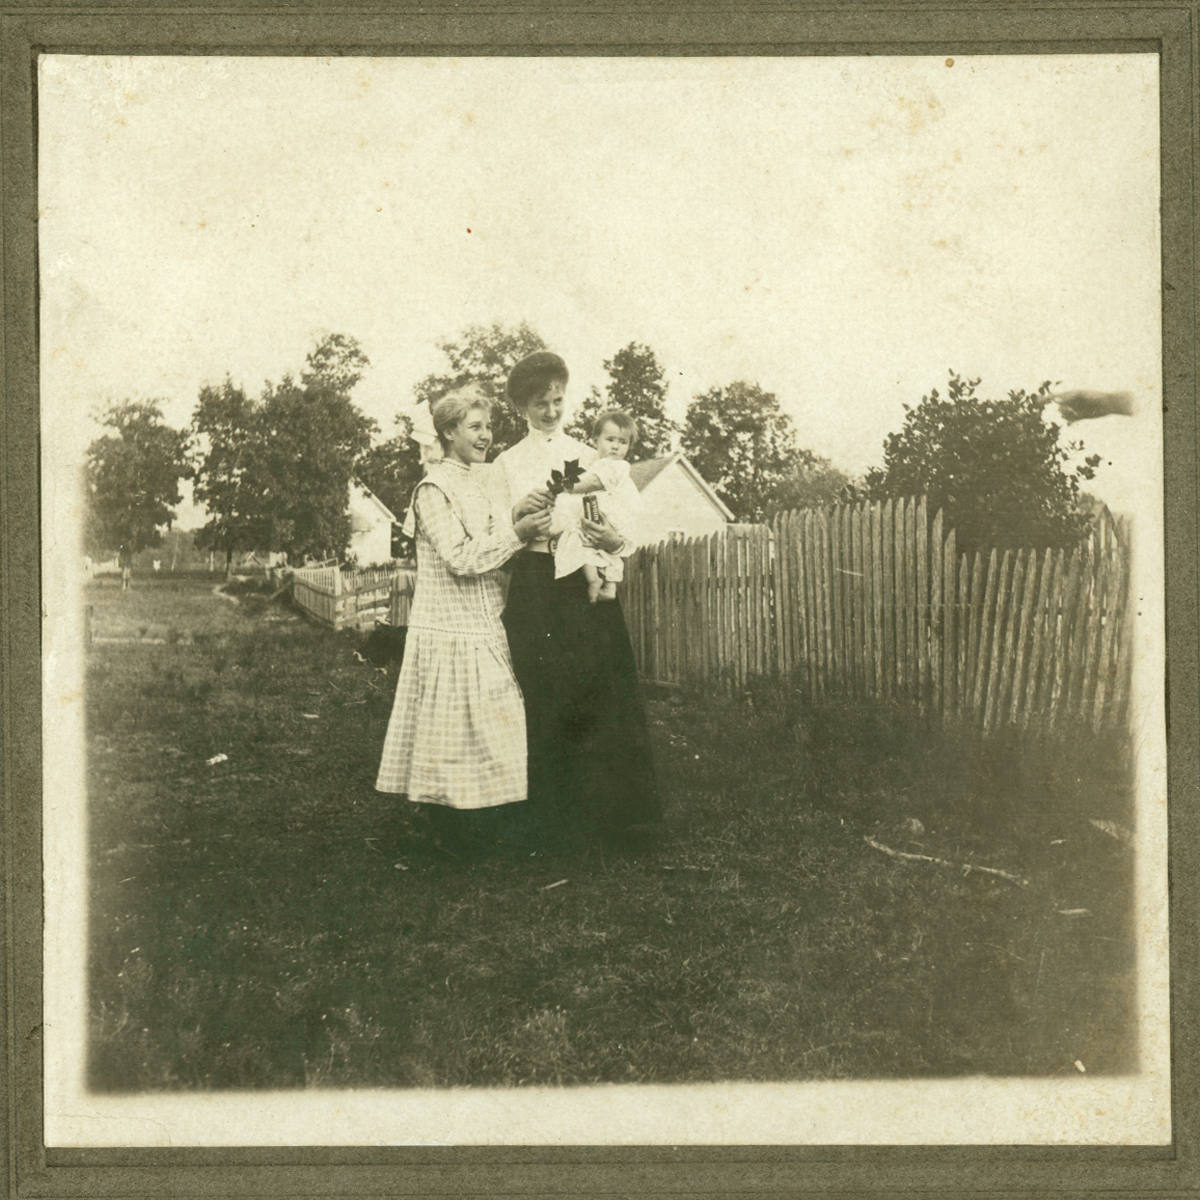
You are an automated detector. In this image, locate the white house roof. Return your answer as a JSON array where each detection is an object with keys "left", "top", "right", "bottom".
[
  {"left": 447, "top": 455, "right": 734, "bottom": 523},
  {"left": 629, "top": 452, "right": 735, "bottom": 522},
  {"left": 350, "top": 480, "right": 400, "bottom": 525}
]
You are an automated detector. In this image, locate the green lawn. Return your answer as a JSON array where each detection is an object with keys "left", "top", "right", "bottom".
[{"left": 86, "top": 572, "right": 1136, "bottom": 1090}]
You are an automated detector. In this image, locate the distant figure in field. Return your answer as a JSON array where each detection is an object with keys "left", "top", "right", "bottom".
[
  {"left": 1040, "top": 389, "right": 1137, "bottom": 424},
  {"left": 118, "top": 545, "right": 133, "bottom": 592}
]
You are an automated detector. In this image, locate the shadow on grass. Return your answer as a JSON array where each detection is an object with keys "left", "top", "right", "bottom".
[{"left": 85, "top": 579, "right": 1137, "bottom": 1091}]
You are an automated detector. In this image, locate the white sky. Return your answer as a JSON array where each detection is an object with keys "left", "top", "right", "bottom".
[{"left": 39, "top": 54, "right": 1161, "bottom": 526}]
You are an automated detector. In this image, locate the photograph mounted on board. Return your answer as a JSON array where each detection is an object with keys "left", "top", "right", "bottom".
[{"left": 38, "top": 52, "right": 1169, "bottom": 1147}]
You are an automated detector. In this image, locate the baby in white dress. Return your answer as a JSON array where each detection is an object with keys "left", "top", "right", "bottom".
[{"left": 554, "top": 410, "right": 642, "bottom": 603}]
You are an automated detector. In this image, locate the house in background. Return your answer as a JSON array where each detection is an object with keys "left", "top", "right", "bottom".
[
  {"left": 348, "top": 479, "right": 400, "bottom": 565},
  {"left": 471, "top": 453, "right": 732, "bottom": 548},
  {"left": 629, "top": 452, "right": 734, "bottom": 545}
]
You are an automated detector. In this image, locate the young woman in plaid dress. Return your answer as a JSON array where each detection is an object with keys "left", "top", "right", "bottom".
[
  {"left": 490, "top": 353, "right": 662, "bottom": 848},
  {"left": 376, "top": 387, "right": 551, "bottom": 845}
]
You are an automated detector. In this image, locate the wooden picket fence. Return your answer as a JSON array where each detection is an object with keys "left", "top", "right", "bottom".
[
  {"left": 623, "top": 497, "right": 1132, "bottom": 734},
  {"left": 388, "top": 566, "right": 417, "bottom": 628},
  {"left": 292, "top": 563, "right": 416, "bottom": 631}
]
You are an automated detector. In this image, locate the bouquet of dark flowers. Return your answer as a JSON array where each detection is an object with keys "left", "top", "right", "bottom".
[{"left": 545, "top": 459, "right": 585, "bottom": 496}]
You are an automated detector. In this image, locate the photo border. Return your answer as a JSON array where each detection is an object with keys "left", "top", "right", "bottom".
[{"left": 5, "top": 3, "right": 1197, "bottom": 1196}]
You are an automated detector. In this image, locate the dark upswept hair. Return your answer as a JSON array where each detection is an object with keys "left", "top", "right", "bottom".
[
  {"left": 505, "top": 351, "right": 570, "bottom": 409},
  {"left": 432, "top": 384, "right": 492, "bottom": 448},
  {"left": 592, "top": 408, "right": 639, "bottom": 447}
]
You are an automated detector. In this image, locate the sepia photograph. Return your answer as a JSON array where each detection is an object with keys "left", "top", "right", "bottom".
[{"left": 37, "top": 50, "right": 1171, "bottom": 1149}]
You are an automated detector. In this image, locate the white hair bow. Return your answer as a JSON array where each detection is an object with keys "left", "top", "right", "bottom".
[
  {"left": 408, "top": 399, "right": 443, "bottom": 466},
  {"left": 400, "top": 400, "right": 442, "bottom": 539}
]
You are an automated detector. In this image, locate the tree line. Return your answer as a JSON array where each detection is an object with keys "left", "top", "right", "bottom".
[{"left": 85, "top": 325, "right": 1102, "bottom": 573}]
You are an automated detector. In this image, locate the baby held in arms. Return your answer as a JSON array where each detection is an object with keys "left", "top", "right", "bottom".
[{"left": 554, "top": 410, "right": 642, "bottom": 603}]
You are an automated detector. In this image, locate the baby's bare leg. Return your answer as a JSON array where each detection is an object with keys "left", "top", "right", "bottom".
[
  {"left": 583, "top": 564, "right": 603, "bottom": 603},
  {"left": 596, "top": 565, "right": 618, "bottom": 601}
]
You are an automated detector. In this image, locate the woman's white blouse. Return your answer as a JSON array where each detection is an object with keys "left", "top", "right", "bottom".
[{"left": 489, "top": 428, "right": 599, "bottom": 553}]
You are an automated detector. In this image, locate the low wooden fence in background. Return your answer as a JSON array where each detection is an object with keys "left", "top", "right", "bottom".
[
  {"left": 388, "top": 567, "right": 417, "bottom": 627},
  {"left": 292, "top": 563, "right": 416, "bottom": 631},
  {"left": 623, "top": 498, "right": 1132, "bottom": 735}
]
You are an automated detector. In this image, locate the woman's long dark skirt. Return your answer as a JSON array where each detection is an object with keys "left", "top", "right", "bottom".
[{"left": 503, "top": 550, "right": 661, "bottom": 845}]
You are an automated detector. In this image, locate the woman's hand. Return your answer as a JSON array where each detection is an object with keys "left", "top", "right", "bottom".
[
  {"left": 1045, "top": 389, "right": 1136, "bottom": 423},
  {"left": 1034, "top": 388, "right": 1136, "bottom": 423},
  {"left": 512, "top": 488, "right": 553, "bottom": 521},
  {"left": 515, "top": 507, "right": 553, "bottom": 543},
  {"left": 582, "top": 512, "right": 624, "bottom": 554}
]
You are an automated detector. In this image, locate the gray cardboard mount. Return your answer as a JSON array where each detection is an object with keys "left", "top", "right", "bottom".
[{"left": 4, "top": 3, "right": 1198, "bottom": 1197}]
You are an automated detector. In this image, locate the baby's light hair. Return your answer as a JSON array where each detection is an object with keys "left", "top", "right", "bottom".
[{"left": 592, "top": 409, "right": 638, "bottom": 447}]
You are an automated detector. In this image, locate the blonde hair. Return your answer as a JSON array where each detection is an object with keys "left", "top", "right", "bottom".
[{"left": 432, "top": 384, "right": 492, "bottom": 449}]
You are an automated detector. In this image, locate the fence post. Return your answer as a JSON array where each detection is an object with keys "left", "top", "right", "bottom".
[
  {"left": 895, "top": 499, "right": 908, "bottom": 697},
  {"left": 850, "top": 503, "right": 861, "bottom": 697},
  {"left": 1062, "top": 541, "right": 1095, "bottom": 724},
  {"left": 1009, "top": 548, "right": 1041, "bottom": 727},
  {"left": 916, "top": 496, "right": 928, "bottom": 707},
  {"left": 830, "top": 508, "right": 844, "bottom": 697},
  {"left": 982, "top": 550, "right": 1013, "bottom": 734},
  {"left": 649, "top": 548, "right": 661, "bottom": 686},
  {"left": 930, "top": 508, "right": 943, "bottom": 718},
  {"left": 879, "top": 501, "right": 893, "bottom": 702},
  {"left": 813, "top": 511, "right": 829, "bottom": 698},
  {"left": 941, "top": 527, "right": 957, "bottom": 719},
  {"left": 991, "top": 549, "right": 1024, "bottom": 731},
  {"left": 970, "top": 550, "right": 998, "bottom": 724}
]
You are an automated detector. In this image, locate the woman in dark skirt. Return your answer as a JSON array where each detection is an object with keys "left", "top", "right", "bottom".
[{"left": 489, "top": 351, "right": 662, "bottom": 847}]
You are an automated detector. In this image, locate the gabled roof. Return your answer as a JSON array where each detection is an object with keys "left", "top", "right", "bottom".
[
  {"left": 629, "top": 452, "right": 735, "bottom": 522},
  {"left": 350, "top": 479, "right": 400, "bottom": 525},
  {"left": 628, "top": 453, "right": 678, "bottom": 491}
]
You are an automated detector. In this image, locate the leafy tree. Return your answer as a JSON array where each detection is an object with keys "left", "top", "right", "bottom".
[
  {"left": 564, "top": 341, "right": 679, "bottom": 461},
  {"left": 767, "top": 456, "right": 858, "bottom": 518},
  {"left": 254, "top": 371, "right": 377, "bottom": 562},
  {"left": 564, "top": 384, "right": 605, "bottom": 446},
  {"left": 189, "top": 334, "right": 378, "bottom": 565},
  {"left": 301, "top": 332, "right": 370, "bottom": 393},
  {"left": 865, "top": 372, "right": 1101, "bottom": 556},
  {"left": 84, "top": 400, "right": 192, "bottom": 561},
  {"left": 191, "top": 378, "right": 268, "bottom": 576},
  {"left": 681, "top": 381, "right": 804, "bottom": 521},
  {"left": 413, "top": 321, "right": 547, "bottom": 456}
]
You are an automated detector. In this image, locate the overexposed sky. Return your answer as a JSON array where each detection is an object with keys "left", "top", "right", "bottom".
[{"left": 39, "top": 54, "right": 1160, "bottom": 523}]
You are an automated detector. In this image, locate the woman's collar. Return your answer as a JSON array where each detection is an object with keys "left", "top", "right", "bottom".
[{"left": 525, "top": 424, "right": 562, "bottom": 445}]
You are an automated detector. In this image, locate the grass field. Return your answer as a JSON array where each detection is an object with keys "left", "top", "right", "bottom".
[{"left": 85, "top": 572, "right": 1136, "bottom": 1090}]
